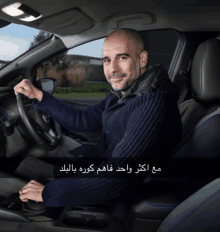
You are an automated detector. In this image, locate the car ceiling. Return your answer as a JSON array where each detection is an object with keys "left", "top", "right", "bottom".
[{"left": 0, "top": 0, "right": 219, "bottom": 48}]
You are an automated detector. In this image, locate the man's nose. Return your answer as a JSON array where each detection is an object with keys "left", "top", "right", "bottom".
[{"left": 109, "top": 59, "right": 119, "bottom": 74}]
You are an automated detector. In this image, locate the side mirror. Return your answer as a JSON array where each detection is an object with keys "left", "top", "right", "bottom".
[{"left": 36, "top": 77, "right": 57, "bottom": 95}]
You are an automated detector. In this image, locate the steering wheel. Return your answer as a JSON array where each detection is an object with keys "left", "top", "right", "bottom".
[{"left": 16, "top": 92, "right": 61, "bottom": 151}]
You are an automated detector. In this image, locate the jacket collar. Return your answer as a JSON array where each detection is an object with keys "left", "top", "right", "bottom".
[{"left": 111, "top": 63, "right": 179, "bottom": 101}]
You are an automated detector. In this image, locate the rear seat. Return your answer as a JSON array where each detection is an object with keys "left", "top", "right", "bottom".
[{"left": 128, "top": 35, "right": 220, "bottom": 231}]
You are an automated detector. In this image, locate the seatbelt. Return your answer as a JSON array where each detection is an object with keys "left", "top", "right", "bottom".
[{"left": 177, "top": 56, "right": 192, "bottom": 105}]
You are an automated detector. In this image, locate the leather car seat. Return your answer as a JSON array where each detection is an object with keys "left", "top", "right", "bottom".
[
  {"left": 155, "top": 34, "right": 220, "bottom": 232},
  {"left": 129, "top": 35, "right": 220, "bottom": 231},
  {"left": 157, "top": 177, "right": 220, "bottom": 232},
  {"left": 144, "top": 34, "right": 220, "bottom": 193}
]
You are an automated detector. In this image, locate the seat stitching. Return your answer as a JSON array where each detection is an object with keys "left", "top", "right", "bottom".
[
  {"left": 141, "top": 201, "right": 177, "bottom": 208},
  {"left": 134, "top": 193, "right": 178, "bottom": 208}
]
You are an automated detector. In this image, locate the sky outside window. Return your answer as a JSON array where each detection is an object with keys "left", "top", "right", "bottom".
[
  {"left": 0, "top": 23, "right": 105, "bottom": 62},
  {"left": 0, "top": 23, "right": 40, "bottom": 61},
  {"left": 67, "top": 38, "right": 105, "bottom": 58}
]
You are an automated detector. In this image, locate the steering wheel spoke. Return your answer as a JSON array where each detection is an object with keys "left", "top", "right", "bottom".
[
  {"left": 48, "top": 127, "right": 57, "bottom": 139},
  {"left": 37, "top": 127, "right": 57, "bottom": 144},
  {"left": 37, "top": 129, "right": 54, "bottom": 142}
]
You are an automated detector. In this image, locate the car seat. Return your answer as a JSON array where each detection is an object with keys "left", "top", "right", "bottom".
[{"left": 129, "top": 35, "right": 220, "bottom": 232}]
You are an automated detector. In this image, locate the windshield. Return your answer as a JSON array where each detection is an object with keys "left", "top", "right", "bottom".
[{"left": 0, "top": 23, "right": 52, "bottom": 69}]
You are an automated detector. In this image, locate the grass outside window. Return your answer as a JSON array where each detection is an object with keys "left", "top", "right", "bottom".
[{"left": 53, "top": 82, "right": 111, "bottom": 98}]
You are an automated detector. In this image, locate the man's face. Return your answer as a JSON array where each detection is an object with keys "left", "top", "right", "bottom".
[{"left": 102, "top": 33, "right": 141, "bottom": 92}]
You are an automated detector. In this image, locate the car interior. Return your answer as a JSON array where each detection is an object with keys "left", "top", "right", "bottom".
[{"left": 0, "top": 0, "right": 220, "bottom": 231}]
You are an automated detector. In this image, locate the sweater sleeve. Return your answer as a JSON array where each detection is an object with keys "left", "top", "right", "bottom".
[
  {"left": 32, "top": 90, "right": 108, "bottom": 132},
  {"left": 41, "top": 92, "right": 182, "bottom": 207}
]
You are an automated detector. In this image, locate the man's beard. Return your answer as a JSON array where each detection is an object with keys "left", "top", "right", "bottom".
[
  {"left": 106, "top": 76, "right": 130, "bottom": 91},
  {"left": 109, "top": 79, "right": 131, "bottom": 91},
  {"left": 107, "top": 62, "right": 140, "bottom": 91}
]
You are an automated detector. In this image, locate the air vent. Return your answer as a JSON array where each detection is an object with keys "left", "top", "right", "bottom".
[{"left": 25, "top": 104, "right": 34, "bottom": 111}]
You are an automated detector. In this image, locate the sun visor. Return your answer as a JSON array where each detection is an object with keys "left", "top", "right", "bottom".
[
  {"left": 108, "top": 13, "right": 153, "bottom": 31},
  {"left": 38, "top": 9, "right": 94, "bottom": 36}
]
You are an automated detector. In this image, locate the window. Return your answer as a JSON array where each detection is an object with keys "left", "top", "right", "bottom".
[
  {"left": 0, "top": 23, "right": 52, "bottom": 88},
  {"left": 36, "top": 38, "right": 112, "bottom": 98},
  {"left": 0, "top": 23, "right": 52, "bottom": 70}
]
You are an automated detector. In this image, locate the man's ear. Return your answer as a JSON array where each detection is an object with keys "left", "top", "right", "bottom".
[{"left": 140, "top": 51, "right": 148, "bottom": 68}]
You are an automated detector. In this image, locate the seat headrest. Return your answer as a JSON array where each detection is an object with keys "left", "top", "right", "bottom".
[{"left": 191, "top": 36, "right": 220, "bottom": 102}]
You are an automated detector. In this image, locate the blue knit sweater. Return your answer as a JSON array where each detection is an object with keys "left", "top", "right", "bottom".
[{"left": 32, "top": 64, "right": 182, "bottom": 207}]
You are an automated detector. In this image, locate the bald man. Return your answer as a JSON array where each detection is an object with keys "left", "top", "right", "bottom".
[{"left": 13, "top": 28, "right": 182, "bottom": 206}]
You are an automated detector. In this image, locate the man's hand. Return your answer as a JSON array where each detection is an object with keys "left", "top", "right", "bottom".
[
  {"left": 19, "top": 180, "right": 45, "bottom": 202},
  {"left": 14, "top": 79, "right": 43, "bottom": 101}
]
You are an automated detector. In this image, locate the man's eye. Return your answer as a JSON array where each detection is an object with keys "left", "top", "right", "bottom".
[
  {"left": 120, "top": 56, "right": 127, "bottom": 60},
  {"left": 103, "top": 59, "right": 109, "bottom": 63}
]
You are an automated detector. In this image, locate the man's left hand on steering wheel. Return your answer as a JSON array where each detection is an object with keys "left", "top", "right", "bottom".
[
  {"left": 14, "top": 79, "right": 43, "bottom": 101},
  {"left": 14, "top": 79, "right": 62, "bottom": 151}
]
